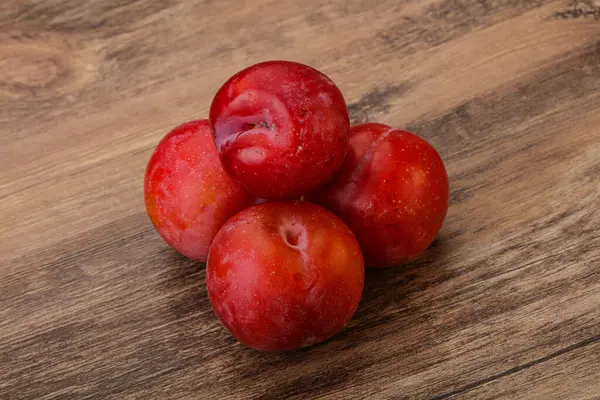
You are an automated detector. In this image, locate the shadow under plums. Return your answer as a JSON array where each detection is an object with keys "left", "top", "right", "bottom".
[
  {"left": 156, "top": 225, "right": 460, "bottom": 363},
  {"left": 146, "top": 228, "right": 463, "bottom": 399},
  {"left": 355, "top": 234, "right": 456, "bottom": 321},
  {"left": 158, "top": 247, "right": 208, "bottom": 321},
  {"left": 270, "top": 231, "right": 459, "bottom": 361},
  {"left": 301, "top": 231, "right": 459, "bottom": 354}
]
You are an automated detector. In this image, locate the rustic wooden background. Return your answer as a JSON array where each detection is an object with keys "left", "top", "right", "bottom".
[{"left": 1, "top": 0, "right": 600, "bottom": 399}]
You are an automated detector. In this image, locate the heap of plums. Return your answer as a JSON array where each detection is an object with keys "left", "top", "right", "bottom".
[{"left": 144, "top": 61, "right": 449, "bottom": 352}]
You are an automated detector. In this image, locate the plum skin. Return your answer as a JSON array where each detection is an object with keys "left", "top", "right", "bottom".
[
  {"left": 206, "top": 201, "right": 365, "bottom": 352},
  {"left": 209, "top": 60, "right": 350, "bottom": 200},
  {"left": 144, "top": 120, "right": 254, "bottom": 262},
  {"left": 312, "top": 123, "right": 449, "bottom": 268}
]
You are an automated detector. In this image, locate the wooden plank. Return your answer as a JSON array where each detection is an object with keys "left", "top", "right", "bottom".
[{"left": 1, "top": 0, "right": 600, "bottom": 399}]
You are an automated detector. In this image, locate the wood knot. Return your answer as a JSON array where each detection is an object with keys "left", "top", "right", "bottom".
[
  {"left": 1, "top": 54, "right": 61, "bottom": 90},
  {"left": 0, "top": 30, "right": 97, "bottom": 100}
]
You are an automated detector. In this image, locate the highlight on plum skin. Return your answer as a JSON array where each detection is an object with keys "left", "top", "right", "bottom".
[
  {"left": 144, "top": 120, "right": 254, "bottom": 262},
  {"left": 209, "top": 60, "right": 350, "bottom": 200},
  {"left": 311, "top": 123, "right": 450, "bottom": 268},
  {"left": 206, "top": 201, "right": 365, "bottom": 352}
]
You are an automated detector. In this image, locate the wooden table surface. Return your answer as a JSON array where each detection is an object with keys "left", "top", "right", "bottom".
[{"left": 2, "top": 1, "right": 600, "bottom": 399}]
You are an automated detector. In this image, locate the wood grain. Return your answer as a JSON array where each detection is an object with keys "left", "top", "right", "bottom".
[{"left": 1, "top": 0, "right": 600, "bottom": 399}]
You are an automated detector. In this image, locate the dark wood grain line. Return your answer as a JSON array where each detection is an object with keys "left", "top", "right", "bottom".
[
  {"left": 428, "top": 335, "right": 600, "bottom": 400},
  {"left": 454, "top": 341, "right": 600, "bottom": 399},
  {"left": 347, "top": 84, "right": 410, "bottom": 125},
  {"left": 1, "top": 0, "right": 178, "bottom": 36},
  {"left": 379, "top": 0, "right": 551, "bottom": 50},
  {"left": 407, "top": 39, "right": 600, "bottom": 158}
]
